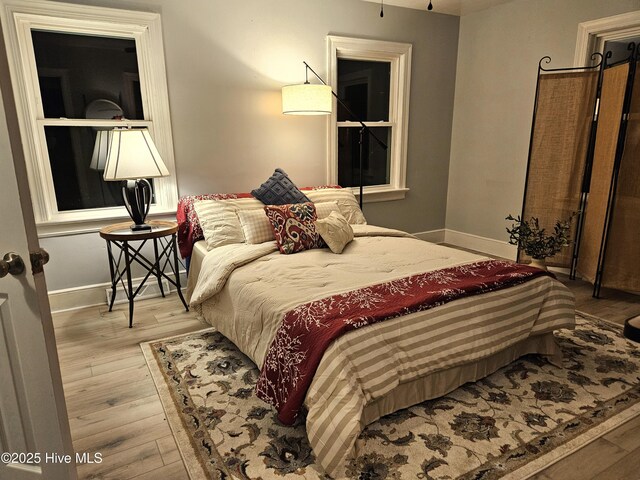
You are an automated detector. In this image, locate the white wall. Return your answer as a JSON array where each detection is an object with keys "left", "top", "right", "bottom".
[
  {"left": 40, "top": 0, "right": 460, "bottom": 292},
  {"left": 446, "top": 0, "right": 640, "bottom": 243}
]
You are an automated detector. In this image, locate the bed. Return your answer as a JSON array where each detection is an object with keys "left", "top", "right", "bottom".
[{"left": 178, "top": 187, "right": 576, "bottom": 478}]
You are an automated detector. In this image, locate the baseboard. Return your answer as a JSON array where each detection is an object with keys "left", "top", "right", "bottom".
[
  {"left": 444, "top": 229, "right": 517, "bottom": 260},
  {"left": 49, "top": 271, "right": 188, "bottom": 313},
  {"left": 413, "top": 229, "right": 446, "bottom": 244},
  {"left": 107, "top": 279, "right": 172, "bottom": 307},
  {"left": 48, "top": 282, "right": 110, "bottom": 313},
  {"left": 413, "top": 228, "right": 516, "bottom": 260}
]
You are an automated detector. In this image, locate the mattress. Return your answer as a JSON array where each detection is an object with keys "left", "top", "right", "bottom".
[
  {"left": 185, "top": 240, "right": 208, "bottom": 299},
  {"left": 188, "top": 226, "right": 575, "bottom": 477}
]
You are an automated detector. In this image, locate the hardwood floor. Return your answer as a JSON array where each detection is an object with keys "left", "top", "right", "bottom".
[
  {"left": 530, "top": 274, "right": 640, "bottom": 480},
  {"left": 53, "top": 276, "right": 640, "bottom": 479},
  {"left": 53, "top": 297, "right": 202, "bottom": 480}
]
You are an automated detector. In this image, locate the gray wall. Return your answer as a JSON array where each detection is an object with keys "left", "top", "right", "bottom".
[
  {"left": 446, "top": 0, "right": 640, "bottom": 243},
  {"left": 40, "top": 0, "right": 460, "bottom": 291}
]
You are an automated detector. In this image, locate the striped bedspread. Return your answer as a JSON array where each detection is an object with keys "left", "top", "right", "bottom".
[
  {"left": 191, "top": 227, "right": 576, "bottom": 478},
  {"left": 256, "top": 260, "right": 554, "bottom": 425},
  {"left": 304, "top": 276, "right": 574, "bottom": 477}
]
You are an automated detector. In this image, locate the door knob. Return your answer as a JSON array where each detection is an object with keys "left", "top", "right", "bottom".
[
  {"left": 0, "top": 252, "right": 25, "bottom": 278},
  {"left": 30, "top": 248, "right": 50, "bottom": 274}
]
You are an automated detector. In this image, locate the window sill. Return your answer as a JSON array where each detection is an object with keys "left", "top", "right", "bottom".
[
  {"left": 37, "top": 209, "right": 177, "bottom": 238},
  {"left": 350, "top": 186, "right": 409, "bottom": 203}
]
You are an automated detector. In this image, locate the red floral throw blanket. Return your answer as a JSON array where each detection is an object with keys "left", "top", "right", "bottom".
[{"left": 255, "top": 259, "right": 553, "bottom": 425}]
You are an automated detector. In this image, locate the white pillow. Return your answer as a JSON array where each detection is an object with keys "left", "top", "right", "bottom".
[
  {"left": 193, "top": 197, "right": 264, "bottom": 250},
  {"left": 238, "top": 201, "right": 341, "bottom": 245},
  {"left": 306, "top": 189, "right": 367, "bottom": 224},
  {"left": 315, "top": 211, "right": 354, "bottom": 254}
]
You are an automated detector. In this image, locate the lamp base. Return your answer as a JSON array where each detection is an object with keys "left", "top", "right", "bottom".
[
  {"left": 130, "top": 223, "right": 152, "bottom": 231},
  {"left": 122, "top": 179, "right": 152, "bottom": 230}
]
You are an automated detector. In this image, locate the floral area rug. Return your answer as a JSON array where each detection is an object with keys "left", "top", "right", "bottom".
[{"left": 140, "top": 313, "right": 640, "bottom": 480}]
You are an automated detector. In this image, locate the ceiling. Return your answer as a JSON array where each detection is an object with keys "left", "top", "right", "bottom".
[{"left": 361, "top": 0, "right": 515, "bottom": 16}]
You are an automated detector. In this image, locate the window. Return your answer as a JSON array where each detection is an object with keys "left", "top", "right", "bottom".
[
  {"left": 2, "top": 1, "right": 177, "bottom": 236},
  {"left": 328, "top": 36, "right": 412, "bottom": 202}
]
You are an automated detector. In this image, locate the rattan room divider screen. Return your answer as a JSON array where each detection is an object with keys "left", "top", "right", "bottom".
[
  {"left": 521, "top": 47, "right": 640, "bottom": 297},
  {"left": 597, "top": 67, "right": 640, "bottom": 295},
  {"left": 520, "top": 60, "right": 600, "bottom": 268}
]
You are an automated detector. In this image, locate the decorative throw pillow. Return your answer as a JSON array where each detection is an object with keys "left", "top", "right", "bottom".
[
  {"left": 251, "top": 168, "right": 311, "bottom": 205},
  {"left": 315, "top": 211, "right": 354, "bottom": 254},
  {"left": 264, "top": 203, "right": 326, "bottom": 254},
  {"left": 237, "top": 209, "right": 275, "bottom": 244}
]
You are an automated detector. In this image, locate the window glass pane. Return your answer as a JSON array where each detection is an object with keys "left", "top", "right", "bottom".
[
  {"left": 337, "top": 127, "right": 391, "bottom": 187},
  {"left": 337, "top": 59, "right": 390, "bottom": 122},
  {"left": 32, "top": 31, "right": 144, "bottom": 120},
  {"left": 44, "top": 126, "right": 154, "bottom": 211}
]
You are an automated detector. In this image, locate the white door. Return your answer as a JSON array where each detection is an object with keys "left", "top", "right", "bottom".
[{"left": 0, "top": 25, "right": 76, "bottom": 480}]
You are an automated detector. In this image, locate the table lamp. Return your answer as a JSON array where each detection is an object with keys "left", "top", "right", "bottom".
[
  {"left": 89, "top": 130, "right": 111, "bottom": 171},
  {"left": 102, "top": 127, "right": 169, "bottom": 230}
]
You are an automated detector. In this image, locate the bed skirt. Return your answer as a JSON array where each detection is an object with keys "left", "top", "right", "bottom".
[{"left": 359, "top": 332, "right": 560, "bottom": 429}]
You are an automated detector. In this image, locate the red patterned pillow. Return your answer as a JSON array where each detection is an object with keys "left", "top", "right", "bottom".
[{"left": 264, "top": 203, "right": 326, "bottom": 254}]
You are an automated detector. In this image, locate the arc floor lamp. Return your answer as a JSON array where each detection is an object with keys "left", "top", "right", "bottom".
[{"left": 282, "top": 61, "right": 387, "bottom": 209}]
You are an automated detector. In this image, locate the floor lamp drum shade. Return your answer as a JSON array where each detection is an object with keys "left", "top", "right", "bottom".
[
  {"left": 103, "top": 128, "right": 170, "bottom": 230},
  {"left": 282, "top": 84, "right": 332, "bottom": 115}
]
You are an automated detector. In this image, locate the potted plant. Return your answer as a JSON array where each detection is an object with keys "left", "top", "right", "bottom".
[{"left": 505, "top": 213, "right": 576, "bottom": 269}]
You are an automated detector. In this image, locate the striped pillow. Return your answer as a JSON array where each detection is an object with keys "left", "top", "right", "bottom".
[
  {"left": 315, "top": 200, "right": 341, "bottom": 220},
  {"left": 193, "top": 197, "right": 264, "bottom": 250},
  {"left": 305, "top": 189, "right": 367, "bottom": 224}
]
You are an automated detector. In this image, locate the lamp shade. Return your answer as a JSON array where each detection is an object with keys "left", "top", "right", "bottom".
[
  {"left": 89, "top": 130, "right": 112, "bottom": 171},
  {"left": 103, "top": 128, "right": 169, "bottom": 181},
  {"left": 282, "top": 84, "right": 332, "bottom": 115}
]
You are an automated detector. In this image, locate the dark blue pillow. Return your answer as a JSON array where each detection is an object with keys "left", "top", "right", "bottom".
[{"left": 251, "top": 168, "right": 311, "bottom": 205}]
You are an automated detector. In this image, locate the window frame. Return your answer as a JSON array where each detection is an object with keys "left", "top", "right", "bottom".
[
  {"left": 327, "top": 35, "right": 412, "bottom": 203},
  {"left": 1, "top": 0, "right": 178, "bottom": 236}
]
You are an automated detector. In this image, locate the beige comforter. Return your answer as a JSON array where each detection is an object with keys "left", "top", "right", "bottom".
[{"left": 189, "top": 226, "right": 575, "bottom": 478}]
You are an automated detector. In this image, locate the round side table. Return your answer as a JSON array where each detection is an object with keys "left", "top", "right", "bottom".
[{"left": 99, "top": 220, "right": 188, "bottom": 328}]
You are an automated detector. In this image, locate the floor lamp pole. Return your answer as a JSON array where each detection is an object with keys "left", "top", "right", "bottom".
[
  {"left": 303, "top": 61, "right": 387, "bottom": 210},
  {"left": 358, "top": 127, "right": 365, "bottom": 210}
]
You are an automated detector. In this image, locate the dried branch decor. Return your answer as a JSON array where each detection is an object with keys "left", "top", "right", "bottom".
[{"left": 506, "top": 213, "right": 576, "bottom": 260}]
